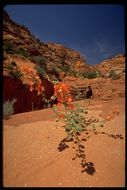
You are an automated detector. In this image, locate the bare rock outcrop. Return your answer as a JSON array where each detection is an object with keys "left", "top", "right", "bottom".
[
  {"left": 63, "top": 77, "right": 92, "bottom": 100},
  {"left": 92, "top": 54, "right": 125, "bottom": 78}
]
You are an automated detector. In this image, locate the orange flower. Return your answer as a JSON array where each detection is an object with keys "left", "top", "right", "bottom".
[
  {"left": 68, "top": 103, "right": 75, "bottom": 110},
  {"left": 67, "top": 96, "right": 72, "bottom": 102},
  {"left": 54, "top": 85, "right": 59, "bottom": 96},
  {"left": 54, "top": 82, "right": 73, "bottom": 107},
  {"left": 106, "top": 114, "right": 113, "bottom": 121},
  {"left": 59, "top": 113, "right": 65, "bottom": 119},
  {"left": 60, "top": 83, "right": 69, "bottom": 92}
]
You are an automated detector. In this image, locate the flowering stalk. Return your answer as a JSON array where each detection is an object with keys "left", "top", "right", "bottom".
[
  {"left": 52, "top": 82, "right": 86, "bottom": 139},
  {"left": 20, "top": 66, "right": 45, "bottom": 95}
]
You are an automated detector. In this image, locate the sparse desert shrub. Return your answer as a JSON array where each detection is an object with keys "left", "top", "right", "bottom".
[
  {"left": 6, "top": 62, "right": 14, "bottom": 70},
  {"left": 82, "top": 71, "right": 100, "bottom": 79},
  {"left": 3, "top": 41, "right": 13, "bottom": 52},
  {"left": 10, "top": 70, "right": 23, "bottom": 79},
  {"left": 109, "top": 70, "right": 121, "bottom": 80},
  {"left": 61, "top": 64, "right": 71, "bottom": 73},
  {"left": 70, "top": 70, "right": 79, "bottom": 77},
  {"left": 31, "top": 55, "right": 47, "bottom": 65},
  {"left": 3, "top": 98, "right": 17, "bottom": 119},
  {"left": 15, "top": 47, "right": 29, "bottom": 58},
  {"left": 6, "top": 62, "right": 23, "bottom": 79},
  {"left": 35, "top": 65, "right": 47, "bottom": 78}
]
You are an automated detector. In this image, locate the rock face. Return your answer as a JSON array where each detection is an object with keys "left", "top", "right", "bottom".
[
  {"left": 63, "top": 75, "right": 125, "bottom": 101},
  {"left": 93, "top": 54, "right": 125, "bottom": 78},
  {"left": 87, "top": 77, "right": 125, "bottom": 100},
  {"left": 3, "top": 76, "right": 55, "bottom": 114},
  {"left": 63, "top": 77, "right": 92, "bottom": 100}
]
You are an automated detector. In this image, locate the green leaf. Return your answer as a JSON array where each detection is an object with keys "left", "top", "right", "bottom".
[{"left": 53, "top": 105, "right": 57, "bottom": 110}]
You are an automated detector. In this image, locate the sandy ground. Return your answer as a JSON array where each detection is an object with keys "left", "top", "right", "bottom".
[{"left": 3, "top": 97, "right": 125, "bottom": 187}]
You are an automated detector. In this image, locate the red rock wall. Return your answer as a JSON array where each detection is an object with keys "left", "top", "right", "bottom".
[{"left": 3, "top": 76, "right": 55, "bottom": 114}]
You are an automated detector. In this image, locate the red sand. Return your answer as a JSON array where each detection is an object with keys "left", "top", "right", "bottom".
[{"left": 3, "top": 97, "right": 125, "bottom": 187}]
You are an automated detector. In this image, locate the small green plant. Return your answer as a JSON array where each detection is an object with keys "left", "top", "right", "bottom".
[
  {"left": 6, "top": 63, "right": 14, "bottom": 70},
  {"left": 75, "top": 91, "right": 85, "bottom": 100},
  {"left": 10, "top": 70, "right": 22, "bottom": 79},
  {"left": 82, "top": 71, "right": 101, "bottom": 79},
  {"left": 64, "top": 104, "right": 87, "bottom": 139},
  {"left": 35, "top": 65, "right": 47, "bottom": 78},
  {"left": 3, "top": 98, "right": 17, "bottom": 119}
]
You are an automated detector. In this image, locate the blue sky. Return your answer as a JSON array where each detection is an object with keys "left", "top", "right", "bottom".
[{"left": 4, "top": 4, "right": 125, "bottom": 65}]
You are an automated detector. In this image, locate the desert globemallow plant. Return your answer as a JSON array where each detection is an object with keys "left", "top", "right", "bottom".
[
  {"left": 51, "top": 81, "right": 104, "bottom": 139},
  {"left": 51, "top": 82, "right": 87, "bottom": 139}
]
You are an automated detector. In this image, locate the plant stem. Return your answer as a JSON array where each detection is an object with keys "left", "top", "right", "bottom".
[{"left": 52, "top": 107, "right": 60, "bottom": 117}]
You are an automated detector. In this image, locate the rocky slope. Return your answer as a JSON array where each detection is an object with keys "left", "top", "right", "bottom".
[
  {"left": 3, "top": 10, "right": 90, "bottom": 81},
  {"left": 93, "top": 54, "right": 125, "bottom": 78},
  {"left": 3, "top": 10, "right": 91, "bottom": 114},
  {"left": 3, "top": 10, "right": 125, "bottom": 115}
]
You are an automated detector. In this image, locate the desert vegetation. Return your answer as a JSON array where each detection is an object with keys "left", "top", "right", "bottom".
[{"left": 3, "top": 10, "right": 125, "bottom": 187}]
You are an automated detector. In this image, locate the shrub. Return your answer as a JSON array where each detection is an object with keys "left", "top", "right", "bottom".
[
  {"left": 3, "top": 41, "right": 13, "bottom": 52},
  {"left": 15, "top": 47, "right": 29, "bottom": 57},
  {"left": 61, "top": 64, "right": 71, "bottom": 73},
  {"left": 3, "top": 98, "right": 17, "bottom": 119},
  {"left": 6, "top": 63, "right": 14, "bottom": 70},
  {"left": 10, "top": 70, "right": 23, "bottom": 79},
  {"left": 6, "top": 62, "right": 23, "bottom": 79},
  {"left": 82, "top": 71, "right": 101, "bottom": 79},
  {"left": 31, "top": 55, "right": 47, "bottom": 65},
  {"left": 35, "top": 65, "right": 47, "bottom": 78}
]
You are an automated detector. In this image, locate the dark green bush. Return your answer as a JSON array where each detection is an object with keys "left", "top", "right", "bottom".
[
  {"left": 10, "top": 70, "right": 23, "bottom": 79},
  {"left": 61, "top": 64, "right": 71, "bottom": 73},
  {"left": 35, "top": 65, "right": 47, "bottom": 77},
  {"left": 31, "top": 55, "right": 47, "bottom": 65},
  {"left": 82, "top": 71, "right": 101, "bottom": 79},
  {"left": 15, "top": 47, "right": 29, "bottom": 57},
  {"left": 3, "top": 41, "right": 13, "bottom": 52},
  {"left": 6, "top": 62, "right": 22, "bottom": 79}
]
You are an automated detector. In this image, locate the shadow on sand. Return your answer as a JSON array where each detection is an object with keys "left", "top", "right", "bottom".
[{"left": 57, "top": 130, "right": 124, "bottom": 175}]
